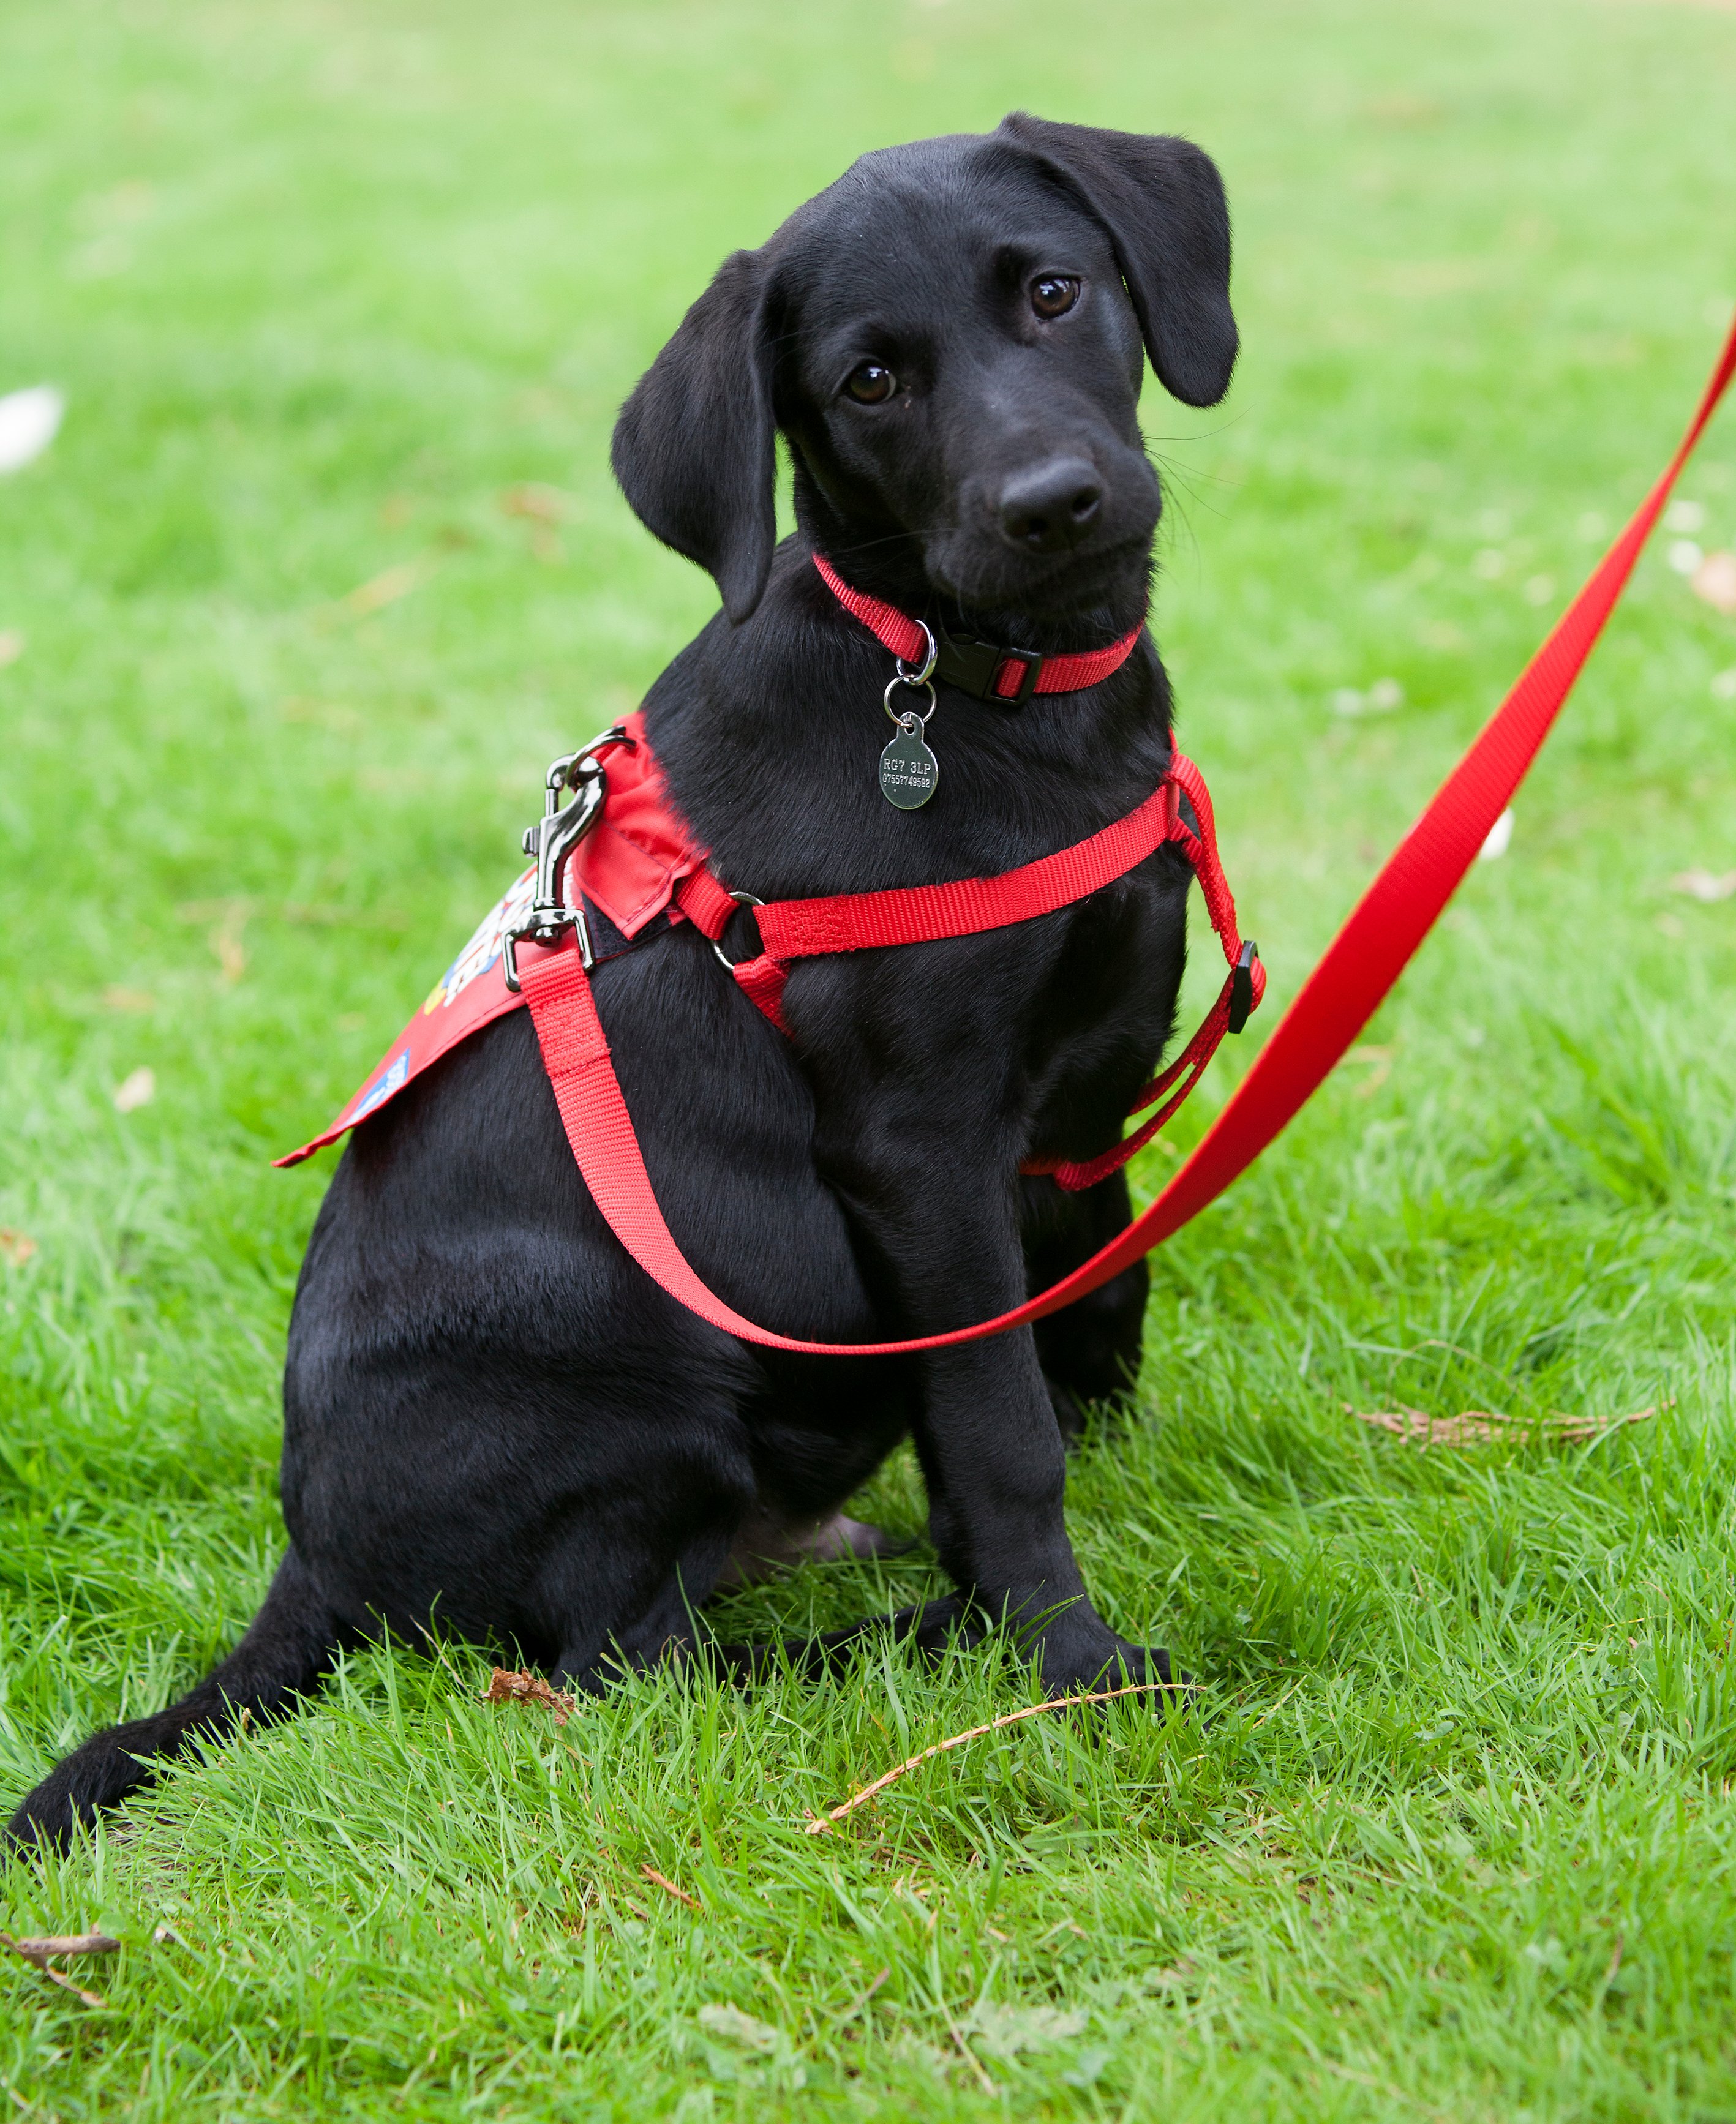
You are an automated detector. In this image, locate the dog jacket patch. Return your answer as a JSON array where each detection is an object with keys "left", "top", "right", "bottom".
[{"left": 276, "top": 710, "right": 705, "bottom": 1166}]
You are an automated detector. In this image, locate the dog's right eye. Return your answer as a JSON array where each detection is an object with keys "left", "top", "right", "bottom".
[
  {"left": 844, "top": 362, "right": 896, "bottom": 405},
  {"left": 1031, "top": 276, "right": 1081, "bottom": 320}
]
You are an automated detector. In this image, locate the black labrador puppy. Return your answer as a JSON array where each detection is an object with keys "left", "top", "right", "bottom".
[{"left": 9, "top": 112, "right": 1237, "bottom": 1849}]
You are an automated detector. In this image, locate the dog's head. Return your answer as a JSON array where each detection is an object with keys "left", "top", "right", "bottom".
[{"left": 611, "top": 115, "right": 1237, "bottom": 628}]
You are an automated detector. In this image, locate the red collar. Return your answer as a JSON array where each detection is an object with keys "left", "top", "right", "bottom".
[{"left": 812, "top": 553, "right": 1144, "bottom": 706}]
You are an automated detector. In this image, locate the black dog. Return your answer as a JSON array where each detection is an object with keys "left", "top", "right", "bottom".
[{"left": 9, "top": 113, "right": 1237, "bottom": 1849}]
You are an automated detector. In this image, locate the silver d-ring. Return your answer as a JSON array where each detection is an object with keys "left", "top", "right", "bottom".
[
  {"left": 884, "top": 673, "right": 938, "bottom": 728},
  {"left": 895, "top": 619, "right": 938, "bottom": 689},
  {"left": 711, "top": 888, "right": 766, "bottom": 972}
]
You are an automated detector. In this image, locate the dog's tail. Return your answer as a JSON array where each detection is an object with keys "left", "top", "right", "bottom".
[{"left": 6, "top": 1546, "right": 345, "bottom": 1853}]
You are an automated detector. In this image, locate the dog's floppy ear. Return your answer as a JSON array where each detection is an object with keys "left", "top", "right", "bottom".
[
  {"left": 611, "top": 247, "right": 780, "bottom": 623},
  {"left": 995, "top": 113, "right": 1238, "bottom": 408}
]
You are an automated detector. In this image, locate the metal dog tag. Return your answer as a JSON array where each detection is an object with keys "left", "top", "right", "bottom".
[{"left": 879, "top": 715, "right": 939, "bottom": 809}]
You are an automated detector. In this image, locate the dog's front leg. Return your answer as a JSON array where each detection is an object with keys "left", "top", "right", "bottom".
[
  {"left": 909, "top": 1326, "right": 1170, "bottom": 1692},
  {"left": 841, "top": 1150, "right": 1170, "bottom": 1693}
]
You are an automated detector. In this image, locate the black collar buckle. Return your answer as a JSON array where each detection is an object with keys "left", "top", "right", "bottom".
[{"left": 933, "top": 621, "right": 1045, "bottom": 707}]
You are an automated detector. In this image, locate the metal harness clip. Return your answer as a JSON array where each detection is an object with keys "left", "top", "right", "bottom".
[{"left": 502, "top": 725, "right": 629, "bottom": 992}]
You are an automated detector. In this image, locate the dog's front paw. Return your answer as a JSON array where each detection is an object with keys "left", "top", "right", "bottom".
[{"left": 1031, "top": 1629, "right": 1187, "bottom": 1701}]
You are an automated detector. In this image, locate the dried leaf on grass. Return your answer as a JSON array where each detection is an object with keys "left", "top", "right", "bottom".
[
  {"left": 1349, "top": 1402, "right": 1663, "bottom": 1449},
  {"left": 0, "top": 1228, "right": 37, "bottom": 1266},
  {"left": 480, "top": 1667, "right": 574, "bottom": 1725},
  {"left": 1, "top": 1930, "right": 118, "bottom": 2010},
  {"left": 806, "top": 1678, "right": 1196, "bottom": 1832},
  {"left": 697, "top": 2002, "right": 780, "bottom": 2051},
  {"left": 209, "top": 903, "right": 247, "bottom": 983},
  {"left": 1345, "top": 1042, "right": 1394, "bottom": 1096},
  {"left": 5, "top": 1932, "right": 119, "bottom": 1962},
  {"left": 967, "top": 2002, "right": 1089, "bottom": 2058},
  {"left": 342, "top": 558, "right": 430, "bottom": 617},
  {"left": 498, "top": 482, "right": 571, "bottom": 523}
]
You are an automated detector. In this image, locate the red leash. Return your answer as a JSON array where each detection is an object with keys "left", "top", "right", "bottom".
[{"left": 517, "top": 311, "right": 1735, "bottom": 1354}]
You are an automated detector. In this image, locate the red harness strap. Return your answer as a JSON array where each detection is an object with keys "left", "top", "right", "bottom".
[
  {"left": 1022, "top": 754, "right": 1257, "bottom": 1191},
  {"left": 813, "top": 552, "right": 1143, "bottom": 700},
  {"left": 674, "top": 751, "right": 1264, "bottom": 1192}
]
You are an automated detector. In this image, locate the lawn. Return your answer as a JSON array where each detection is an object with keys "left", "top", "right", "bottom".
[{"left": 3, "top": 0, "right": 1736, "bottom": 2115}]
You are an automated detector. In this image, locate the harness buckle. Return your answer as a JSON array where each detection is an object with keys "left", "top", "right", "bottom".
[
  {"left": 503, "top": 732, "right": 623, "bottom": 991},
  {"left": 1228, "top": 940, "right": 1260, "bottom": 1034}
]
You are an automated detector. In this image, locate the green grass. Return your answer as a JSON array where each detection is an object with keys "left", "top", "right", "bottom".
[{"left": 3, "top": 0, "right": 1736, "bottom": 2114}]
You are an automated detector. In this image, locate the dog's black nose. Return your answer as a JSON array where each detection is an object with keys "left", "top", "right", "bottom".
[{"left": 998, "top": 458, "right": 1103, "bottom": 554}]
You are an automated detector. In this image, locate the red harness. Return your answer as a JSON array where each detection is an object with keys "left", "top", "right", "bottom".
[{"left": 282, "top": 702, "right": 1262, "bottom": 1196}]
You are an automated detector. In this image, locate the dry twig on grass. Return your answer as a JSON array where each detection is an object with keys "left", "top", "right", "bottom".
[
  {"left": 480, "top": 1667, "right": 575, "bottom": 1725},
  {"left": 1348, "top": 1403, "right": 1663, "bottom": 1450},
  {"left": 805, "top": 1678, "right": 1195, "bottom": 1833},
  {"left": 640, "top": 1864, "right": 700, "bottom": 1910},
  {"left": 1, "top": 1931, "right": 118, "bottom": 2010}
]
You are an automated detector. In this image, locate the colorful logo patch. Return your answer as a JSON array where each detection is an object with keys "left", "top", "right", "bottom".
[
  {"left": 351, "top": 1048, "right": 410, "bottom": 1123},
  {"left": 422, "top": 865, "right": 538, "bottom": 1015}
]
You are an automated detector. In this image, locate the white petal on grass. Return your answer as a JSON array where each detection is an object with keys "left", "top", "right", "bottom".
[
  {"left": 0, "top": 630, "right": 23, "bottom": 667},
  {"left": 113, "top": 1066, "right": 156, "bottom": 1113},
  {"left": 1478, "top": 808, "right": 1514, "bottom": 861},
  {"left": 0, "top": 386, "right": 66, "bottom": 474},
  {"left": 1666, "top": 499, "right": 1707, "bottom": 535},
  {"left": 1332, "top": 678, "right": 1403, "bottom": 718},
  {"left": 1670, "top": 868, "right": 1736, "bottom": 904},
  {"left": 1691, "top": 550, "right": 1736, "bottom": 615},
  {"left": 1669, "top": 539, "right": 1705, "bottom": 576}
]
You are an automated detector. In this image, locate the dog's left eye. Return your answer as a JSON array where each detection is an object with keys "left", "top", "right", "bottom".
[
  {"left": 1031, "top": 276, "right": 1081, "bottom": 320},
  {"left": 844, "top": 362, "right": 897, "bottom": 405}
]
